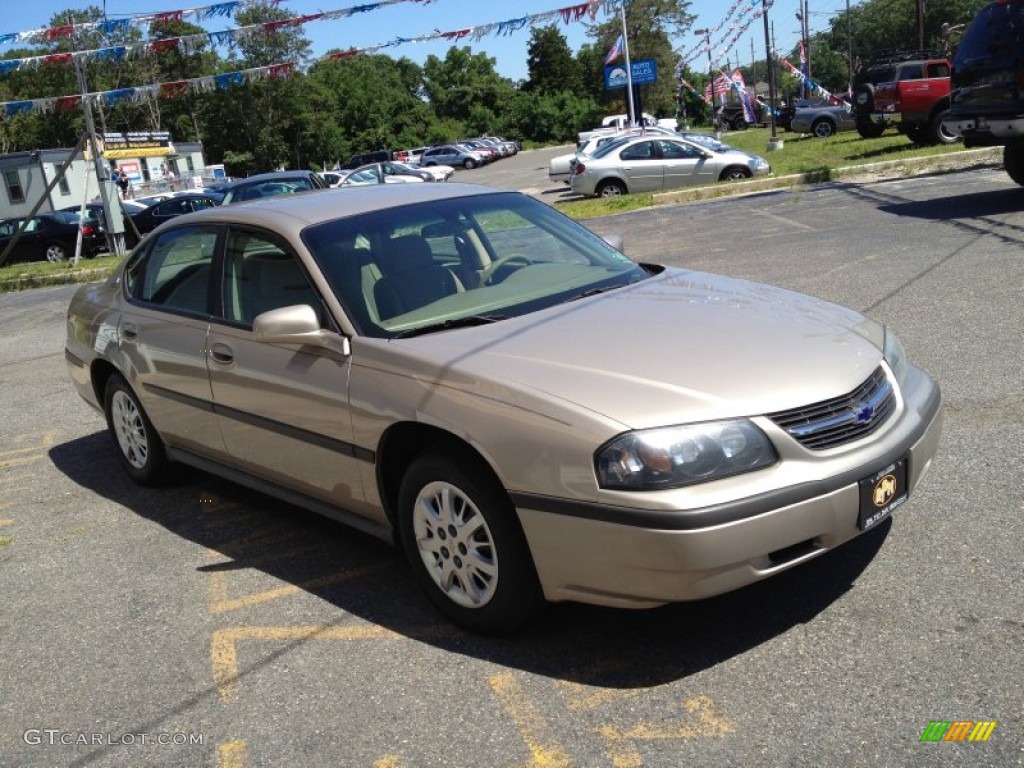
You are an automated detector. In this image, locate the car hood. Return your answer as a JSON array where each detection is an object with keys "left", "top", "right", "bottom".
[{"left": 381, "top": 268, "right": 885, "bottom": 430}]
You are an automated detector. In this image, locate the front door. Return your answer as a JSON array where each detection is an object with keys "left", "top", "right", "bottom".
[{"left": 206, "top": 227, "right": 369, "bottom": 512}]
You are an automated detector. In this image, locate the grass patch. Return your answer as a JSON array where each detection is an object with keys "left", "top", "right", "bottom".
[
  {"left": 0, "top": 252, "right": 123, "bottom": 293},
  {"left": 555, "top": 192, "right": 656, "bottom": 220},
  {"left": 723, "top": 127, "right": 963, "bottom": 176}
]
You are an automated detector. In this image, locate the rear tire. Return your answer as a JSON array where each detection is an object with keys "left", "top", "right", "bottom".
[
  {"left": 1004, "top": 142, "right": 1024, "bottom": 187},
  {"left": 45, "top": 243, "right": 67, "bottom": 262},
  {"left": 928, "top": 109, "right": 959, "bottom": 145},
  {"left": 856, "top": 120, "right": 885, "bottom": 139},
  {"left": 397, "top": 448, "right": 544, "bottom": 634},
  {"left": 104, "top": 374, "right": 171, "bottom": 486},
  {"left": 596, "top": 180, "right": 627, "bottom": 197}
]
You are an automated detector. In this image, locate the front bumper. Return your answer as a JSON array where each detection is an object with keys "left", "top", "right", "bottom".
[{"left": 514, "top": 371, "right": 943, "bottom": 609}]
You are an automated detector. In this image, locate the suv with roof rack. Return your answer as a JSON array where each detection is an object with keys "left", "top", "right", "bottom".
[
  {"left": 943, "top": 0, "right": 1024, "bottom": 186},
  {"left": 852, "top": 50, "right": 957, "bottom": 144}
]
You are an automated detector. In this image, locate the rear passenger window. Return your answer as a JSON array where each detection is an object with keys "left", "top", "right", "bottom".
[{"left": 126, "top": 226, "right": 217, "bottom": 314}]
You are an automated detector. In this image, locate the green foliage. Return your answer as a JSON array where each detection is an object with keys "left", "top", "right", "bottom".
[{"left": 525, "top": 26, "right": 582, "bottom": 95}]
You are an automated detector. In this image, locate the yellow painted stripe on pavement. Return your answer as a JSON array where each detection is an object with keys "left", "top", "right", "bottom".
[
  {"left": 488, "top": 672, "right": 570, "bottom": 768},
  {"left": 217, "top": 739, "right": 247, "bottom": 768}
]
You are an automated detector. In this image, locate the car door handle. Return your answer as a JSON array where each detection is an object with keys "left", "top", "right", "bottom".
[
  {"left": 210, "top": 343, "right": 234, "bottom": 364},
  {"left": 121, "top": 323, "right": 138, "bottom": 341}
]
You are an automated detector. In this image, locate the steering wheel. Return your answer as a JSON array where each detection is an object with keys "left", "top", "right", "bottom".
[{"left": 480, "top": 253, "right": 532, "bottom": 285}]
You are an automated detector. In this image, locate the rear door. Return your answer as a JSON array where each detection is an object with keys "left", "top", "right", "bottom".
[
  {"left": 616, "top": 141, "right": 663, "bottom": 192},
  {"left": 118, "top": 225, "right": 226, "bottom": 457}
]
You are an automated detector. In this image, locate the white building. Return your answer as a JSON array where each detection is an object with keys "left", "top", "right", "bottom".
[{"left": 0, "top": 140, "right": 208, "bottom": 220}]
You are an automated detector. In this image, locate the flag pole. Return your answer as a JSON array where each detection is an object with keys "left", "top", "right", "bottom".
[{"left": 619, "top": 1, "right": 637, "bottom": 125}]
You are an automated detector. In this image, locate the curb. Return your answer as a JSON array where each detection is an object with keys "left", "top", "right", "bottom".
[
  {"left": 653, "top": 146, "right": 1003, "bottom": 205},
  {"left": 0, "top": 266, "right": 114, "bottom": 293}
]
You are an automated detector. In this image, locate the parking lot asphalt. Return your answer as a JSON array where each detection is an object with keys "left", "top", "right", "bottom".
[{"left": 1, "top": 167, "right": 1022, "bottom": 767}]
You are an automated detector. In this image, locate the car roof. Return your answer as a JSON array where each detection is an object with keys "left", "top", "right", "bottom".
[
  {"left": 157, "top": 183, "right": 507, "bottom": 231},
  {"left": 217, "top": 170, "right": 319, "bottom": 191}
]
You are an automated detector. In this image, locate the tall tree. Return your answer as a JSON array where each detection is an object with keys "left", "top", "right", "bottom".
[
  {"left": 422, "top": 47, "right": 515, "bottom": 134},
  {"left": 525, "top": 26, "right": 582, "bottom": 95}
]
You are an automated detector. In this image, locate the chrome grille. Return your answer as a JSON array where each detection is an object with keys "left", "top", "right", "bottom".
[{"left": 768, "top": 367, "right": 896, "bottom": 450}]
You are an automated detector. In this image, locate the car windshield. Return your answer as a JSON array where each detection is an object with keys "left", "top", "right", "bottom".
[
  {"left": 680, "top": 133, "right": 731, "bottom": 152},
  {"left": 302, "top": 191, "right": 650, "bottom": 338}
]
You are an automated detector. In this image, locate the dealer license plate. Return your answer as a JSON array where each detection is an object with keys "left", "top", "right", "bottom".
[{"left": 857, "top": 458, "right": 909, "bottom": 531}]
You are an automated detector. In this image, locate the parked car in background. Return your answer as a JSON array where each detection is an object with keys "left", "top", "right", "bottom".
[
  {"left": 480, "top": 136, "right": 519, "bottom": 154},
  {"left": 570, "top": 135, "right": 770, "bottom": 197},
  {"left": 65, "top": 183, "right": 942, "bottom": 633},
  {"left": 322, "top": 171, "right": 345, "bottom": 188},
  {"left": 457, "top": 141, "right": 499, "bottom": 163},
  {"left": 126, "top": 192, "right": 223, "bottom": 242},
  {"left": 61, "top": 200, "right": 148, "bottom": 242},
  {"left": 395, "top": 161, "right": 453, "bottom": 182},
  {"left": 354, "top": 161, "right": 436, "bottom": 183},
  {"left": 219, "top": 170, "right": 328, "bottom": 205},
  {"left": 339, "top": 166, "right": 425, "bottom": 186},
  {"left": 943, "top": 0, "right": 1024, "bottom": 186},
  {"left": 789, "top": 100, "right": 857, "bottom": 137},
  {"left": 421, "top": 145, "right": 485, "bottom": 169},
  {"left": 852, "top": 51, "right": 955, "bottom": 144},
  {"left": 550, "top": 127, "right": 679, "bottom": 185},
  {"left": 0, "top": 211, "right": 103, "bottom": 262},
  {"left": 340, "top": 150, "right": 392, "bottom": 170}
]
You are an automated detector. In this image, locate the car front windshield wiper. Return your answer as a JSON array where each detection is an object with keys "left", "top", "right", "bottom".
[
  {"left": 564, "top": 278, "right": 642, "bottom": 304},
  {"left": 391, "top": 314, "right": 508, "bottom": 339}
]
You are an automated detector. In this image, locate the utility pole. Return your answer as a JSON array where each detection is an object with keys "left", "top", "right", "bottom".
[
  {"left": 916, "top": 0, "right": 926, "bottom": 49},
  {"left": 764, "top": 2, "right": 782, "bottom": 151},
  {"left": 847, "top": 0, "right": 853, "bottom": 94},
  {"left": 695, "top": 27, "right": 713, "bottom": 127}
]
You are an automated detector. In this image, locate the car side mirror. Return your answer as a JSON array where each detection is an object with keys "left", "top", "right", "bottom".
[
  {"left": 252, "top": 304, "right": 349, "bottom": 354},
  {"left": 603, "top": 234, "right": 625, "bottom": 253}
]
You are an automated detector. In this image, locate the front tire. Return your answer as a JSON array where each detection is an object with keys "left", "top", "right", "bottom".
[
  {"left": 463, "top": 159, "right": 477, "bottom": 170},
  {"left": 811, "top": 118, "right": 835, "bottom": 138},
  {"left": 104, "top": 374, "right": 171, "bottom": 485},
  {"left": 720, "top": 167, "right": 752, "bottom": 182},
  {"left": 398, "top": 448, "right": 544, "bottom": 633}
]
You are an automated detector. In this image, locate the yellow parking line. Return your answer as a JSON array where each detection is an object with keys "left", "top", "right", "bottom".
[
  {"left": 217, "top": 739, "right": 247, "bottom": 768},
  {"left": 0, "top": 518, "right": 15, "bottom": 527},
  {"left": 211, "top": 624, "right": 459, "bottom": 702},
  {"left": 488, "top": 673, "right": 571, "bottom": 768},
  {"left": 208, "top": 563, "right": 390, "bottom": 614},
  {"left": 374, "top": 756, "right": 406, "bottom": 768},
  {"left": 0, "top": 431, "right": 56, "bottom": 468},
  {"left": 599, "top": 696, "right": 733, "bottom": 765}
]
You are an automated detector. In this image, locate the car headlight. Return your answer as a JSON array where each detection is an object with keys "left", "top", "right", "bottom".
[
  {"left": 883, "top": 327, "right": 908, "bottom": 384},
  {"left": 596, "top": 420, "right": 778, "bottom": 490}
]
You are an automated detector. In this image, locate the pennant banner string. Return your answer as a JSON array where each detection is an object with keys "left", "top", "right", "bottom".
[{"left": 0, "top": 0, "right": 614, "bottom": 114}]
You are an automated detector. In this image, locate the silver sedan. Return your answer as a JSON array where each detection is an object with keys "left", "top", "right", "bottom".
[
  {"left": 790, "top": 102, "right": 858, "bottom": 138},
  {"left": 569, "top": 135, "right": 770, "bottom": 197}
]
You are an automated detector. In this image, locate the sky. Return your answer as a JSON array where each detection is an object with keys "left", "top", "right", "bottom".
[{"left": 2, "top": 0, "right": 842, "bottom": 83}]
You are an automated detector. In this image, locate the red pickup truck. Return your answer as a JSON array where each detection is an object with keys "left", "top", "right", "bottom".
[{"left": 853, "top": 52, "right": 958, "bottom": 145}]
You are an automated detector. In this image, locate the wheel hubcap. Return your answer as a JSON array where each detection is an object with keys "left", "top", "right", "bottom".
[
  {"left": 413, "top": 481, "right": 498, "bottom": 608},
  {"left": 111, "top": 391, "right": 149, "bottom": 469},
  {"left": 46, "top": 247, "right": 65, "bottom": 262}
]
